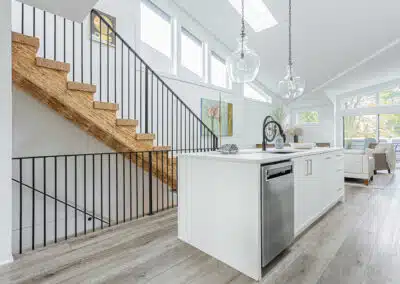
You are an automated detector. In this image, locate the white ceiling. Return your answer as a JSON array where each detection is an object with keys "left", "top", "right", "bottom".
[{"left": 173, "top": 0, "right": 400, "bottom": 98}]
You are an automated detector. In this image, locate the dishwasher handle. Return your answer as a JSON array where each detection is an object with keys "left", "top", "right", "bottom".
[{"left": 263, "top": 162, "right": 293, "bottom": 181}]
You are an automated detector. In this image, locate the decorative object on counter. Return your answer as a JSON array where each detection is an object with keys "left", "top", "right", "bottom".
[
  {"left": 287, "top": 126, "right": 303, "bottom": 142},
  {"left": 262, "top": 115, "right": 286, "bottom": 151},
  {"left": 226, "top": 0, "right": 260, "bottom": 83},
  {"left": 219, "top": 144, "right": 239, "bottom": 154},
  {"left": 275, "top": 136, "right": 285, "bottom": 149},
  {"left": 290, "top": 143, "right": 314, "bottom": 149},
  {"left": 201, "top": 98, "right": 233, "bottom": 137},
  {"left": 278, "top": 0, "right": 306, "bottom": 102}
]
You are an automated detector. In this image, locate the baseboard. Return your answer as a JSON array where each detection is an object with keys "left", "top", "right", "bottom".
[{"left": 0, "top": 254, "right": 14, "bottom": 267}]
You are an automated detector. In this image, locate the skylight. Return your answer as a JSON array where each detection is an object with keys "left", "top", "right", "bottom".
[{"left": 228, "top": 0, "right": 278, "bottom": 32}]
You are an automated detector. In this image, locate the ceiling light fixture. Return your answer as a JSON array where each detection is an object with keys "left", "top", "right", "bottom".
[
  {"left": 226, "top": 0, "right": 261, "bottom": 83},
  {"left": 278, "top": 0, "right": 305, "bottom": 102}
]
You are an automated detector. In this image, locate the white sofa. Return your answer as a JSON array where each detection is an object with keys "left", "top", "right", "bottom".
[{"left": 344, "top": 149, "right": 375, "bottom": 185}]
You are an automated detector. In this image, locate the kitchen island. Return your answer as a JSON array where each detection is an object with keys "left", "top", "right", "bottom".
[{"left": 177, "top": 147, "right": 344, "bottom": 281}]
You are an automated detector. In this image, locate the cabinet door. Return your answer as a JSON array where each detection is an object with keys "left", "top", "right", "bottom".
[{"left": 293, "top": 157, "right": 312, "bottom": 234}]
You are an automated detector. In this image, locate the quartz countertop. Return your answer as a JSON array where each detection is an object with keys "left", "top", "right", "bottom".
[{"left": 178, "top": 147, "right": 343, "bottom": 164}]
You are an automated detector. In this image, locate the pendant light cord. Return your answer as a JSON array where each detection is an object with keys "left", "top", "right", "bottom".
[
  {"left": 240, "top": 0, "right": 245, "bottom": 58},
  {"left": 288, "top": 0, "right": 293, "bottom": 75}
]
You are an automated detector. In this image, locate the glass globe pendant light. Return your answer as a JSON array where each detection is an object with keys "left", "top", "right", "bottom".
[
  {"left": 278, "top": 0, "right": 305, "bottom": 101},
  {"left": 226, "top": 0, "right": 261, "bottom": 83}
]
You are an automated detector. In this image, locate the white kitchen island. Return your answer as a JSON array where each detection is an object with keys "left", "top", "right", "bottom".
[{"left": 177, "top": 147, "right": 344, "bottom": 281}]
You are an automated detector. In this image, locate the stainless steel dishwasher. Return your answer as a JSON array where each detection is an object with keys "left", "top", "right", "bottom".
[{"left": 261, "top": 161, "right": 294, "bottom": 267}]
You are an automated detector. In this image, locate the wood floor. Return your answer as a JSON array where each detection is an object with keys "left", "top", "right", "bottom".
[{"left": 1, "top": 171, "right": 400, "bottom": 283}]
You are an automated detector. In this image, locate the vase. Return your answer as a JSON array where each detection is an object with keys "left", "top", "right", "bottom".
[{"left": 294, "top": 135, "right": 299, "bottom": 143}]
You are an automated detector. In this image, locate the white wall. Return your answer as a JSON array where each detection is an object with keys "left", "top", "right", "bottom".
[
  {"left": 0, "top": 0, "right": 13, "bottom": 265},
  {"left": 290, "top": 96, "right": 335, "bottom": 146}
]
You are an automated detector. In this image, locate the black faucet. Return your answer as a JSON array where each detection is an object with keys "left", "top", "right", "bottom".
[{"left": 262, "top": 116, "right": 286, "bottom": 151}]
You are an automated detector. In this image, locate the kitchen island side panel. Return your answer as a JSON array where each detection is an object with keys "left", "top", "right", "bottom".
[{"left": 178, "top": 156, "right": 262, "bottom": 280}]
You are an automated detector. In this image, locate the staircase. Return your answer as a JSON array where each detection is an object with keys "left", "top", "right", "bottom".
[{"left": 11, "top": 4, "right": 218, "bottom": 190}]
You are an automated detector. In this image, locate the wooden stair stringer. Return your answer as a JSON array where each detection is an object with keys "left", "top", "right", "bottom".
[{"left": 12, "top": 33, "right": 176, "bottom": 189}]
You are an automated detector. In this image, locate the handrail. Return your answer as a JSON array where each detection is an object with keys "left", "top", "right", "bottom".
[{"left": 91, "top": 9, "right": 218, "bottom": 140}]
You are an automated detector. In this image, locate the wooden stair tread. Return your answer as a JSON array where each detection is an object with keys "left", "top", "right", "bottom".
[
  {"left": 12, "top": 32, "right": 39, "bottom": 50},
  {"left": 152, "top": 146, "right": 171, "bottom": 151},
  {"left": 93, "top": 101, "right": 119, "bottom": 111},
  {"left": 116, "top": 119, "right": 138, "bottom": 127},
  {"left": 36, "top": 57, "right": 70, "bottom": 72},
  {"left": 67, "top": 82, "right": 96, "bottom": 93},
  {"left": 136, "top": 133, "right": 156, "bottom": 140}
]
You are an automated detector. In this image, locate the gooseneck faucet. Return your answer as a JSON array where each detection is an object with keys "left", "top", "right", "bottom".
[{"left": 262, "top": 116, "right": 286, "bottom": 151}]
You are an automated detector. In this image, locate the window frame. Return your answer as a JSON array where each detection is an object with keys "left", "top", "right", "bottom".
[
  {"left": 140, "top": 0, "right": 172, "bottom": 58},
  {"left": 210, "top": 51, "right": 229, "bottom": 89},
  {"left": 243, "top": 83, "right": 272, "bottom": 103},
  {"left": 180, "top": 27, "right": 204, "bottom": 78}
]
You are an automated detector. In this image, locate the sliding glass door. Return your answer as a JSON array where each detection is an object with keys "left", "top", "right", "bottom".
[
  {"left": 343, "top": 113, "right": 400, "bottom": 160},
  {"left": 343, "top": 115, "right": 377, "bottom": 149}
]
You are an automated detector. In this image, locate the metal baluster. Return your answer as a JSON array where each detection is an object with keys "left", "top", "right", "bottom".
[
  {"left": 128, "top": 52, "right": 130, "bottom": 119},
  {"left": 33, "top": 7, "right": 35, "bottom": 37},
  {"left": 63, "top": 19, "right": 66, "bottom": 62},
  {"left": 43, "top": 157, "right": 47, "bottom": 246},
  {"left": 74, "top": 156, "right": 77, "bottom": 237},
  {"left": 99, "top": 21, "right": 102, "bottom": 101},
  {"left": 21, "top": 4, "right": 24, "bottom": 34},
  {"left": 54, "top": 15, "right": 56, "bottom": 61},
  {"left": 100, "top": 154, "right": 103, "bottom": 229},
  {"left": 123, "top": 153, "right": 126, "bottom": 222},
  {"left": 107, "top": 26, "right": 110, "bottom": 102},
  {"left": 92, "top": 155, "right": 95, "bottom": 232},
  {"left": 121, "top": 45, "right": 124, "bottom": 118},
  {"left": 116, "top": 153, "right": 119, "bottom": 224},
  {"left": 19, "top": 159, "right": 22, "bottom": 254},
  {"left": 65, "top": 156, "right": 67, "bottom": 240},
  {"left": 73, "top": 22, "right": 75, "bottom": 81},
  {"left": 135, "top": 152, "right": 138, "bottom": 219},
  {"left": 142, "top": 152, "right": 144, "bottom": 216},
  {"left": 81, "top": 23, "right": 84, "bottom": 83},
  {"left": 32, "top": 158, "right": 35, "bottom": 250},
  {"left": 90, "top": 12, "right": 93, "bottom": 84},
  {"left": 130, "top": 152, "right": 132, "bottom": 220},
  {"left": 84, "top": 155, "right": 86, "bottom": 234},
  {"left": 108, "top": 153, "right": 111, "bottom": 227},
  {"left": 54, "top": 157, "right": 57, "bottom": 243},
  {"left": 149, "top": 153, "right": 153, "bottom": 215},
  {"left": 145, "top": 67, "right": 149, "bottom": 133},
  {"left": 43, "top": 11, "right": 46, "bottom": 58},
  {"left": 114, "top": 37, "right": 117, "bottom": 104}
]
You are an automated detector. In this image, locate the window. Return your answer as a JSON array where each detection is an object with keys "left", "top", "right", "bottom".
[
  {"left": 340, "top": 94, "right": 377, "bottom": 110},
  {"left": 228, "top": 0, "right": 277, "bottom": 32},
  {"left": 297, "top": 111, "right": 319, "bottom": 124},
  {"left": 343, "top": 115, "right": 377, "bottom": 149},
  {"left": 244, "top": 84, "right": 271, "bottom": 103},
  {"left": 210, "top": 52, "right": 228, "bottom": 88},
  {"left": 140, "top": 0, "right": 171, "bottom": 57},
  {"left": 181, "top": 28, "right": 203, "bottom": 77},
  {"left": 379, "top": 88, "right": 400, "bottom": 105}
]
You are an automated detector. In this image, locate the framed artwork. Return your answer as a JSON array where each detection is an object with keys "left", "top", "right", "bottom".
[
  {"left": 201, "top": 98, "right": 233, "bottom": 137},
  {"left": 91, "top": 10, "right": 116, "bottom": 47}
]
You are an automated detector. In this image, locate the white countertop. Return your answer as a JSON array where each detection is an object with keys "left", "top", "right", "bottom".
[{"left": 178, "top": 147, "right": 343, "bottom": 164}]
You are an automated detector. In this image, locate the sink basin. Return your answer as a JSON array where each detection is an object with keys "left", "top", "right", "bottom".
[{"left": 265, "top": 151, "right": 296, "bottom": 154}]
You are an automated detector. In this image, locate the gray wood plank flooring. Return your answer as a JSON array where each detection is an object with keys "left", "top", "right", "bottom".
[{"left": 1, "top": 171, "right": 400, "bottom": 283}]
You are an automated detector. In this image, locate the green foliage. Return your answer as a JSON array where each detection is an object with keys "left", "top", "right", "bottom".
[{"left": 299, "top": 111, "right": 319, "bottom": 124}]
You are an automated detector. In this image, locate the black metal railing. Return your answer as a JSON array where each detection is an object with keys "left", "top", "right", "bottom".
[
  {"left": 14, "top": 3, "right": 219, "bottom": 152},
  {"left": 12, "top": 149, "right": 184, "bottom": 254}
]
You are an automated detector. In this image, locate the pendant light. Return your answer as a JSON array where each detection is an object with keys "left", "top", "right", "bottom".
[
  {"left": 226, "top": 0, "right": 261, "bottom": 83},
  {"left": 278, "top": 0, "right": 305, "bottom": 101}
]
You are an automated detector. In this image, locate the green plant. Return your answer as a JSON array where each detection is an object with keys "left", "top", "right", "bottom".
[{"left": 271, "top": 105, "right": 288, "bottom": 128}]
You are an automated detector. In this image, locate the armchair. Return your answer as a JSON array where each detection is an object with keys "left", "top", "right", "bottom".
[
  {"left": 344, "top": 149, "right": 375, "bottom": 185},
  {"left": 369, "top": 143, "right": 396, "bottom": 174}
]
